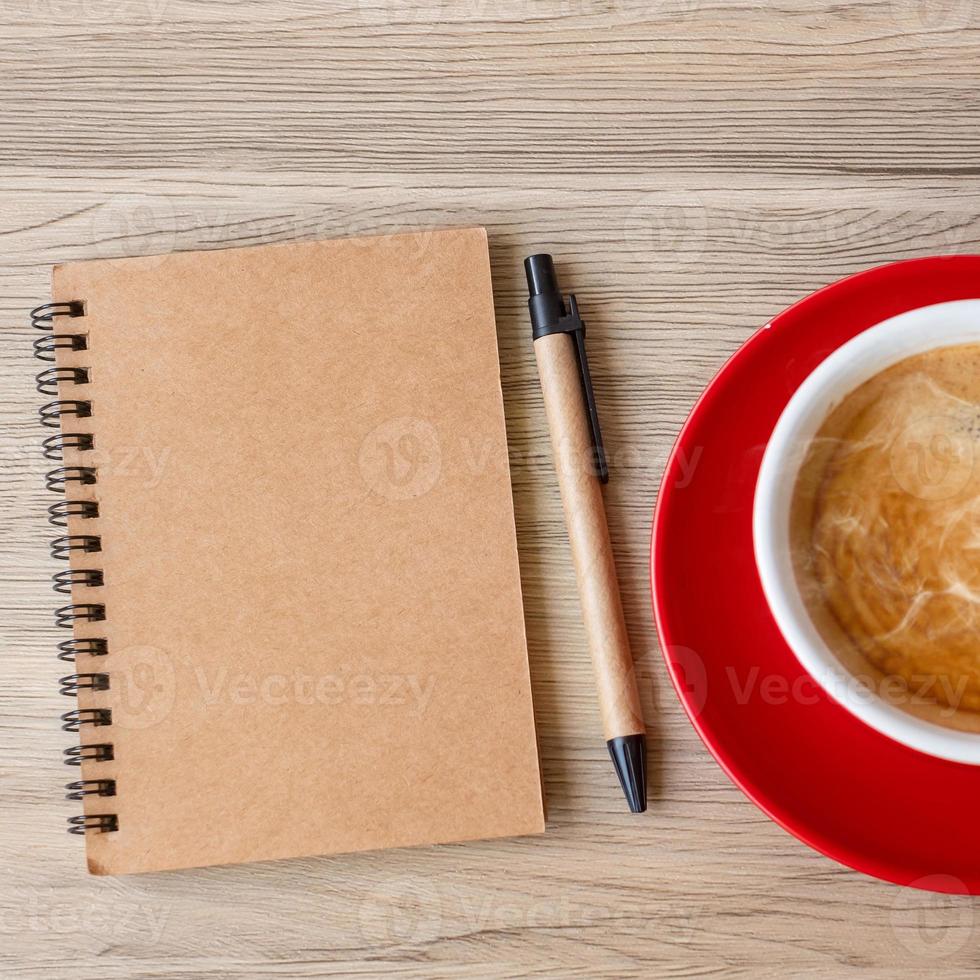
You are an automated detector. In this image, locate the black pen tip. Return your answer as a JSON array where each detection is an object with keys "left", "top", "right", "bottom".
[{"left": 607, "top": 734, "right": 647, "bottom": 813}]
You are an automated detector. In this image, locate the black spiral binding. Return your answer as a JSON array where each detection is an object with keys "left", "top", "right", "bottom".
[
  {"left": 48, "top": 499, "right": 99, "bottom": 528},
  {"left": 66, "top": 779, "right": 116, "bottom": 800},
  {"left": 32, "top": 302, "right": 117, "bottom": 836},
  {"left": 61, "top": 708, "right": 112, "bottom": 732},
  {"left": 52, "top": 569, "right": 104, "bottom": 594},
  {"left": 67, "top": 814, "right": 118, "bottom": 835},
  {"left": 42, "top": 432, "right": 95, "bottom": 462}
]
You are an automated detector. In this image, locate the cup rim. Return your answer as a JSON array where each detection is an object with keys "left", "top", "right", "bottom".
[{"left": 753, "top": 298, "right": 980, "bottom": 764}]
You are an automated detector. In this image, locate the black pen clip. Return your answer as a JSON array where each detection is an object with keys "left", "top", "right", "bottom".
[
  {"left": 525, "top": 254, "right": 609, "bottom": 483},
  {"left": 561, "top": 295, "right": 609, "bottom": 484}
]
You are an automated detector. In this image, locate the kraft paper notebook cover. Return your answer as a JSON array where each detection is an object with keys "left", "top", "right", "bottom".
[{"left": 40, "top": 227, "right": 544, "bottom": 875}]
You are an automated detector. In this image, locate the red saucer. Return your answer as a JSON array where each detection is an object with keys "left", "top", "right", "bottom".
[{"left": 651, "top": 256, "right": 980, "bottom": 894}]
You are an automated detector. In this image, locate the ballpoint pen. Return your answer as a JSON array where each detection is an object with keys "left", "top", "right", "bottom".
[{"left": 525, "top": 253, "right": 647, "bottom": 813}]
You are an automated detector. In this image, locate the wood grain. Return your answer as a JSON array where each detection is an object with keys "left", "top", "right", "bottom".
[{"left": 3, "top": 0, "right": 980, "bottom": 976}]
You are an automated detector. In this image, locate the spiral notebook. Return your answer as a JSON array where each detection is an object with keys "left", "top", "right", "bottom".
[{"left": 35, "top": 227, "right": 544, "bottom": 875}]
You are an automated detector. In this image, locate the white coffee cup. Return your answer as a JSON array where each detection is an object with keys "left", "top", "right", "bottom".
[{"left": 753, "top": 298, "right": 980, "bottom": 764}]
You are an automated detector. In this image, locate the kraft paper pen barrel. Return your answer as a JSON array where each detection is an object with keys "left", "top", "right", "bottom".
[{"left": 524, "top": 253, "right": 647, "bottom": 813}]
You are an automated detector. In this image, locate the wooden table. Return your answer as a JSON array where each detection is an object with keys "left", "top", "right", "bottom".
[{"left": 3, "top": 2, "right": 978, "bottom": 976}]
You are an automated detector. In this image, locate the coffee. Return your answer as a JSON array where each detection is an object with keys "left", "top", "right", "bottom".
[{"left": 790, "top": 343, "right": 980, "bottom": 730}]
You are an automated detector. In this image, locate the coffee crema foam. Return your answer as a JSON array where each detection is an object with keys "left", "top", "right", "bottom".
[{"left": 790, "top": 343, "right": 980, "bottom": 730}]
